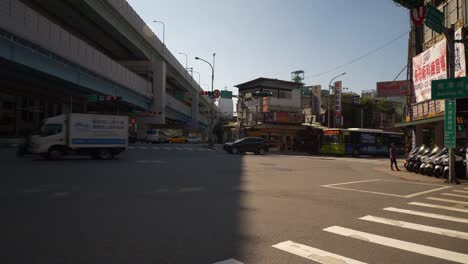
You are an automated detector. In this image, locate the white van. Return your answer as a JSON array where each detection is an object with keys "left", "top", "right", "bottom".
[{"left": 146, "top": 129, "right": 169, "bottom": 143}]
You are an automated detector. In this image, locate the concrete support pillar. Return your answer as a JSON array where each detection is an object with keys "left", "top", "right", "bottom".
[
  {"left": 191, "top": 93, "right": 199, "bottom": 130},
  {"left": 435, "top": 121, "right": 444, "bottom": 147},
  {"left": 15, "top": 96, "right": 22, "bottom": 136},
  {"left": 62, "top": 103, "right": 70, "bottom": 114},
  {"left": 415, "top": 125, "right": 423, "bottom": 146},
  {"left": 150, "top": 59, "right": 166, "bottom": 124}
]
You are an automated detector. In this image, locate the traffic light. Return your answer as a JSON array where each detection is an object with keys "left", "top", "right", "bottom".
[
  {"left": 97, "top": 95, "right": 122, "bottom": 103},
  {"left": 201, "top": 91, "right": 214, "bottom": 99},
  {"left": 130, "top": 118, "right": 136, "bottom": 124},
  {"left": 457, "top": 116, "right": 465, "bottom": 132}
]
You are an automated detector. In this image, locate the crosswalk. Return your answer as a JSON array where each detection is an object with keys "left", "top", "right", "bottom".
[{"left": 272, "top": 187, "right": 468, "bottom": 264}]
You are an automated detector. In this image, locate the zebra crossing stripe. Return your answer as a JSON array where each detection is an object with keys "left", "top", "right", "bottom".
[
  {"left": 427, "top": 197, "right": 468, "bottom": 205},
  {"left": 272, "top": 240, "right": 367, "bottom": 264},
  {"left": 184, "top": 148, "right": 193, "bottom": 151},
  {"left": 360, "top": 215, "right": 468, "bottom": 240},
  {"left": 384, "top": 207, "right": 468, "bottom": 224},
  {"left": 441, "top": 193, "right": 468, "bottom": 199},
  {"left": 152, "top": 147, "right": 160, "bottom": 150},
  {"left": 454, "top": 190, "right": 468, "bottom": 194},
  {"left": 175, "top": 148, "right": 183, "bottom": 150},
  {"left": 409, "top": 202, "right": 468, "bottom": 214},
  {"left": 324, "top": 226, "right": 468, "bottom": 264}
]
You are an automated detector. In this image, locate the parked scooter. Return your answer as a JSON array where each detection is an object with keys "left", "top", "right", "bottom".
[
  {"left": 408, "top": 146, "right": 431, "bottom": 173},
  {"left": 433, "top": 152, "right": 449, "bottom": 178},
  {"left": 405, "top": 145, "right": 427, "bottom": 172},
  {"left": 422, "top": 148, "right": 447, "bottom": 176},
  {"left": 418, "top": 146, "right": 440, "bottom": 175},
  {"left": 442, "top": 148, "right": 467, "bottom": 180}
]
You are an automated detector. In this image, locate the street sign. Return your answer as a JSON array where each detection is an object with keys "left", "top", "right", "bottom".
[
  {"left": 393, "top": 0, "right": 424, "bottom": 9},
  {"left": 213, "top": 89, "right": 221, "bottom": 99},
  {"left": 410, "top": 6, "right": 426, "bottom": 26},
  {"left": 221, "top": 90, "right": 232, "bottom": 99},
  {"left": 445, "top": 100, "right": 456, "bottom": 148},
  {"left": 87, "top": 94, "right": 97, "bottom": 102},
  {"left": 425, "top": 4, "right": 444, "bottom": 34},
  {"left": 432, "top": 77, "right": 468, "bottom": 100}
]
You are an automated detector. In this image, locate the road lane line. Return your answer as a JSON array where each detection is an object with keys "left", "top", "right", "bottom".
[
  {"left": 272, "top": 240, "right": 367, "bottom": 264},
  {"left": 175, "top": 147, "right": 183, "bottom": 150},
  {"left": 409, "top": 202, "right": 468, "bottom": 213},
  {"left": 403, "top": 186, "right": 451, "bottom": 198},
  {"left": 212, "top": 259, "right": 244, "bottom": 264},
  {"left": 184, "top": 148, "right": 193, "bottom": 151},
  {"left": 139, "top": 147, "right": 147, "bottom": 150},
  {"left": 360, "top": 215, "right": 468, "bottom": 240},
  {"left": 321, "top": 179, "right": 381, "bottom": 187},
  {"left": 454, "top": 190, "right": 468, "bottom": 194},
  {"left": 323, "top": 226, "right": 468, "bottom": 264},
  {"left": 152, "top": 147, "right": 160, "bottom": 150},
  {"left": 442, "top": 193, "right": 468, "bottom": 199},
  {"left": 384, "top": 207, "right": 468, "bottom": 224},
  {"left": 427, "top": 197, "right": 468, "bottom": 205}
]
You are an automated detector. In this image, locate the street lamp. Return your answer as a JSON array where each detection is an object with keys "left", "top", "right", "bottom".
[
  {"left": 178, "top": 52, "right": 188, "bottom": 69},
  {"left": 153, "top": 20, "right": 165, "bottom": 46},
  {"left": 328, "top": 72, "right": 346, "bottom": 128},
  {"left": 195, "top": 53, "right": 216, "bottom": 146}
]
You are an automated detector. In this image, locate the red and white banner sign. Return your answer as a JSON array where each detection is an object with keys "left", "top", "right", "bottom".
[
  {"left": 410, "top": 6, "right": 426, "bottom": 27},
  {"left": 376, "top": 80, "right": 410, "bottom": 97},
  {"left": 412, "top": 39, "right": 447, "bottom": 103}
]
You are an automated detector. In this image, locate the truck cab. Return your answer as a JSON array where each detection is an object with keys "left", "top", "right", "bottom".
[{"left": 30, "top": 115, "right": 66, "bottom": 157}]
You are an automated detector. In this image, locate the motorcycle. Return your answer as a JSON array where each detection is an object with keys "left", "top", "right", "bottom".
[
  {"left": 422, "top": 148, "right": 447, "bottom": 176},
  {"left": 418, "top": 146, "right": 440, "bottom": 175},
  {"left": 406, "top": 145, "right": 427, "bottom": 172},
  {"left": 409, "top": 146, "right": 432, "bottom": 173},
  {"left": 442, "top": 148, "right": 467, "bottom": 180},
  {"left": 433, "top": 153, "right": 448, "bottom": 178}
]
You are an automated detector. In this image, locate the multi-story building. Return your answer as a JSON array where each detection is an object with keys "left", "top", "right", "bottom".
[{"left": 396, "top": 0, "right": 468, "bottom": 148}]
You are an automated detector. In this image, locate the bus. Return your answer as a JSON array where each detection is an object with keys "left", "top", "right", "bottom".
[{"left": 321, "top": 128, "right": 405, "bottom": 157}]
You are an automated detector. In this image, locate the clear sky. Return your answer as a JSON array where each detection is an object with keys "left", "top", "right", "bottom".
[{"left": 127, "top": 0, "right": 410, "bottom": 95}]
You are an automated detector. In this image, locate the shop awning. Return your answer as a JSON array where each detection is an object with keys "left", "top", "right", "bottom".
[{"left": 394, "top": 116, "right": 444, "bottom": 127}]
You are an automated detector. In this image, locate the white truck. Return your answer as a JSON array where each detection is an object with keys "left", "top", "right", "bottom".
[{"left": 28, "top": 114, "right": 128, "bottom": 160}]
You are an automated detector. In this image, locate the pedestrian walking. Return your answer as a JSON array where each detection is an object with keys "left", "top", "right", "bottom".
[{"left": 390, "top": 143, "right": 400, "bottom": 171}]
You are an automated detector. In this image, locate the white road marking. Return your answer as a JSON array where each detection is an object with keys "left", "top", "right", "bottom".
[
  {"left": 465, "top": 187, "right": 468, "bottom": 190},
  {"left": 409, "top": 202, "right": 468, "bottom": 213},
  {"left": 324, "top": 226, "right": 468, "bottom": 264},
  {"left": 184, "top": 148, "right": 193, "bottom": 151},
  {"left": 175, "top": 147, "right": 183, "bottom": 150},
  {"left": 322, "top": 179, "right": 382, "bottom": 187},
  {"left": 197, "top": 148, "right": 207, "bottom": 151},
  {"left": 404, "top": 186, "right": 451, "bottom": 198},
  {"left": 212, "top": 259, "right": 244, "bottom": 264},
  {"left": 384, "top": 207, "right": 468, "bottom": 224},
  {"left": 139, "top": 147, "right": 147, "bottom": 150},
  {"left": 152, "top": 147, "right": 160, "bottom": 150},
  {"left": 454, "top": 190, "right": 468, "bottom": 194},
  {"left": 178, "top": 187, "right": 204, "bottom": 193},
  {"left": 442, "top": 193, "right": 468, "bottom": 199},
  {"left": 272, "top": 240, "right": 367, "bottom": 264},
  {"left": 128, "top": 146, "right": 135, "bottom": 149},
  {"left": 427, "top": 197, "right": 468, "bottom": 205},
  {"left": 360, "top": 215, "right": 468, "bottom": 240}
]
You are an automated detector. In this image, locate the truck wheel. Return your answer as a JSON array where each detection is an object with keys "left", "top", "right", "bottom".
[
  {"left": 98, "top": 149, "right": 113, "bottom": 160},
  {"left": 48, "top": 148, "right": 62, "bottom": 160}
]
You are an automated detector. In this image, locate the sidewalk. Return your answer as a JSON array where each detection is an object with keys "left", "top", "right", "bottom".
[{"left": 373, "top": 166, "right": 468, "bottom": 185}]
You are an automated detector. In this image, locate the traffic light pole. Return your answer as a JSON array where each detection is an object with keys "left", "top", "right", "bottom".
[{"left": 445, "top": 24, "right": 458, "bottom": 184}]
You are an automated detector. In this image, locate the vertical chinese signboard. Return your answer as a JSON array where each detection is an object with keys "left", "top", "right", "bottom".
[
  {"left": 311, "top": 85, "right": 322, "bottom": 115},
  {"left": 445, "top": 100, "right": 456, "bottom": 149},
  {"left": 455, "top": 27, "right": 466, "bottom": 78},
  {"left": 334, "top": 81, "right": 342, "bottom": 127},
  {"left": 412, "top": 39, "right": 447, "bottom": 103}
]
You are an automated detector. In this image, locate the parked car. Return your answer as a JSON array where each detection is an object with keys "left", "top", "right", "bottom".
[
  {"left": 187, "top": 136, "right": 202, "bottom": 143},
  {"left": 168, "top": 135, "right": 188, "bottom": 143},
  {"left": 224, "top": 137, "right": 269, "bottom": 154},
  {"left": 146, "top": 129, "right": 169, "bottom": 143}
]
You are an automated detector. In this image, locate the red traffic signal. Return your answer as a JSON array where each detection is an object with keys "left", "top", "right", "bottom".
[{"left": 130, "top": 118, "right": 136, "bottom": 124}]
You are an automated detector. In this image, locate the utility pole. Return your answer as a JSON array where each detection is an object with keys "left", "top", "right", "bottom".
[{"left": 445, "top": 24, "right": 458, "bottom": 184}]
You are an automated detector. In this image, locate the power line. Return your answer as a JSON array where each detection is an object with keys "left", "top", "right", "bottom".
[
  {"left": 304, "top": 31, "right": 410, "bottom": 80},
  {"left": 393, "top": 64, "right": 408, "bottom": 81}
]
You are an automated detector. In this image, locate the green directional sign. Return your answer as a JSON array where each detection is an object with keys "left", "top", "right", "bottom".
[
  {"left": 87, "top": 94, "right": 98, "bottom": 102},
  {"left": 221, "top": 90, "right": 232, "bottom": 99},
  {"left": 425, "top": 4, "right": 444, "bottom": 33},
  {"left": 445, "top": 100, "right": 456, "bottom": 148},
  {"left": 432, "top": 77, "right": 468, "bottom": 100}
]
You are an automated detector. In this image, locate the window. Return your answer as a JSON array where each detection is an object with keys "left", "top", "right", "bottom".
[
  {"left": 360, "top": 133, "right": 375, "bottom": 144},
  {"left": 323, "top": 135, "right": 341, "bottom": 144},
  {"left": 41, "top": 124, "right": 63, "bottom": 137},
  {"left": 279, "top": 91, "right": 292, "bottom": 99}
]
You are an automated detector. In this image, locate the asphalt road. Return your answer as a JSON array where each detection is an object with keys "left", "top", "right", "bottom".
[{"left": 1, "top": 143, "right": 468, "bottom": 264}]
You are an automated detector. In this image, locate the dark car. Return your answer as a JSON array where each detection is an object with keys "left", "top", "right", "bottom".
[{"left": 224, "top": 137, "right": 269, "bottom": 154}]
